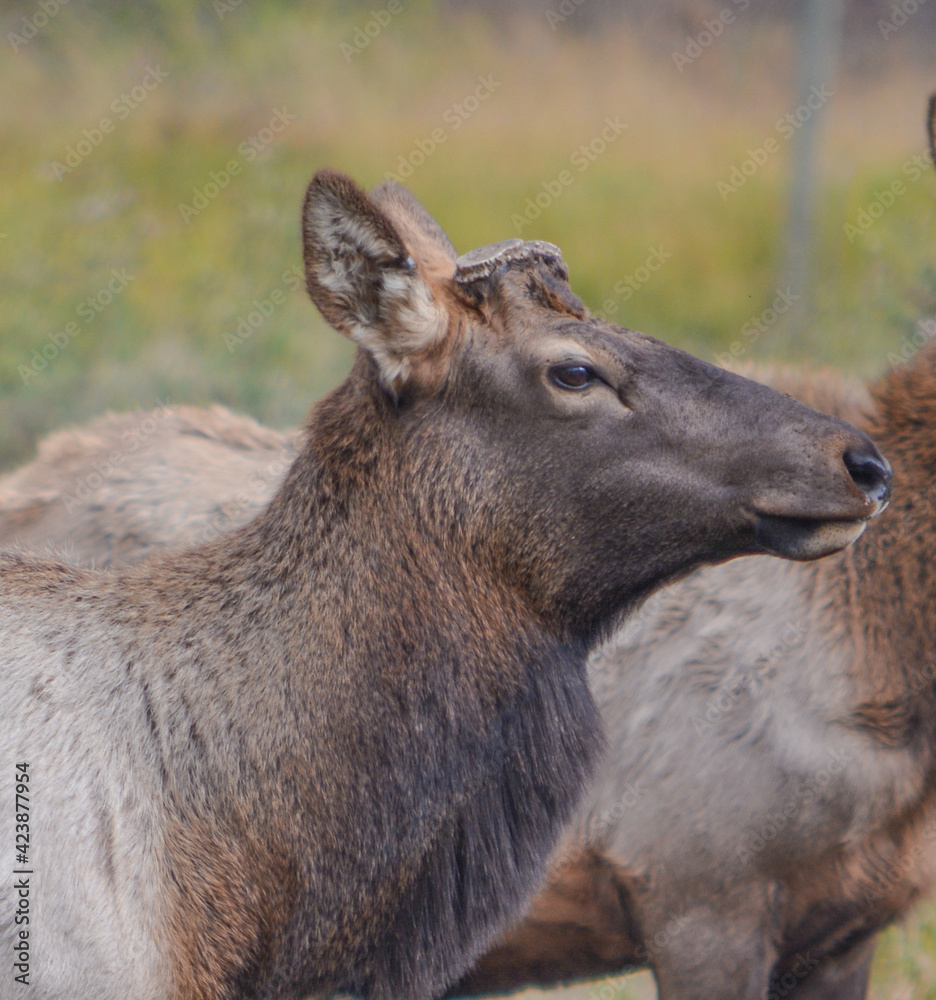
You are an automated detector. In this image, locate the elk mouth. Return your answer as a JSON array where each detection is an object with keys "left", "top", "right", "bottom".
[{"left": 753, "top": 512, "right": 869, "bottom": 561}]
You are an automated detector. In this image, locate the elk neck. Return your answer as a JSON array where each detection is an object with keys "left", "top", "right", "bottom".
[
  {"left": 139, "top": 358, "right": 603, "bottom": 999},
  {"left": 818, "top": 349, "right": 936, "bottom": 751}
]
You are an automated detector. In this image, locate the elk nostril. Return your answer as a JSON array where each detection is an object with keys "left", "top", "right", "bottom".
[{"left": 843, "top": 448, "right": 892, "bottom": 505}]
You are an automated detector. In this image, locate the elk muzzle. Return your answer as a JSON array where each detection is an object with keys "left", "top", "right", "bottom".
[{"left": 752, "top": 437, "right": 891, "bottom": 561}]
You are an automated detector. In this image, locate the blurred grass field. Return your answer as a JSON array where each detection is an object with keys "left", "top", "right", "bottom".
[{"left": 1, "top": 1, "right": 935, "bottom": 995}]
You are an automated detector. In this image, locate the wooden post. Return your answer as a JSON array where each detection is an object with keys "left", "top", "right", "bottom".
[{"left": 779, "top": 0, "right": 846, "bottom": 351}]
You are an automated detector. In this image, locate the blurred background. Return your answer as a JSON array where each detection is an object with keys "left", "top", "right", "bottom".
[{"left": 1, "top": 0, "right": 934, "bottom": 995}]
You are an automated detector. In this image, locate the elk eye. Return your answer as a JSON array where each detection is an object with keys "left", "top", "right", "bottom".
[{"left": 551, "top": 364, "right": 596, "bottom": 390}]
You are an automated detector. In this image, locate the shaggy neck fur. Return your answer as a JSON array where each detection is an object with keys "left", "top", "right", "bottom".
[
  {"left": 134, "top": 363, "right": 602, "bottom": 1000},
  {"left": 841, "top": 351, "right": 936, "bottom": 748},
  {"left": 750, "top": 355, "right": 936, "bottom": 748}
]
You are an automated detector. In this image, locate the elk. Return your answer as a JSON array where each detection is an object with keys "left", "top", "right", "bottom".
[
  {"left": 0, "top": 404, "right": 299, "bottom": 566},
  {"left": 445, "top": 353, "right": 936, "bottom": 1000},
  {"left": 0, "top": 169, "right": 889, "bottom": 1000},
  {"left": 444, "top": 96, "right": 936, "bottom": 1000}
]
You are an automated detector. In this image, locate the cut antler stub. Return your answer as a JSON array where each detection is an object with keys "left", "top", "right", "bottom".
[
  {"left": 455, "top": 239, "right": 566, "bottom": 286},
  {"left": 455, "top": 240, "right": 526, "bottom": 284}
]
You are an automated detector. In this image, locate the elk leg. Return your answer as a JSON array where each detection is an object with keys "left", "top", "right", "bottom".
[
  {"left": 646, "top": 892, "right": 777, "bottom": 1000},
  {"left": 446, "top": 848, "right": 644, "bottom": 996},
  {"left": 770, "top": 936, "right": 875, "bottom": 1000}
]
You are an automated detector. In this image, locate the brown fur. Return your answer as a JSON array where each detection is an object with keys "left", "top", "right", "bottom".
[
  {"left": 0, "top": 171, "right": 890, "bottom": 1000},
  {"left": 448, "top": 346, "right": 936, "bottom": 1000},
  {"left": 166, "top": 815, "right": 300, "bottom": 1000},
  {"left": 455, "top": 846, "right": 644, "bottom": 994},
  {"left": 453, "top": 102, "right": 936, "bottom": 996},
  {"left": 0, "top": 404, "right": 299, "bottom": 566}
]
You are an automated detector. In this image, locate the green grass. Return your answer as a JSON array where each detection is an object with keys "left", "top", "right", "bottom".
[
  {"left": 2, "top": 2, "right": 934, "bottom": 472},
  {"left": 2, "top": 3, "right": 936, "bottom": 995},
  {"left": 871, "top": 901, "right": 936, "bottom": 999}
]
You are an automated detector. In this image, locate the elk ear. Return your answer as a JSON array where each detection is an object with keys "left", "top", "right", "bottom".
[{"left": 301, "top": 169, "right": 449, "bottom": 390}]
